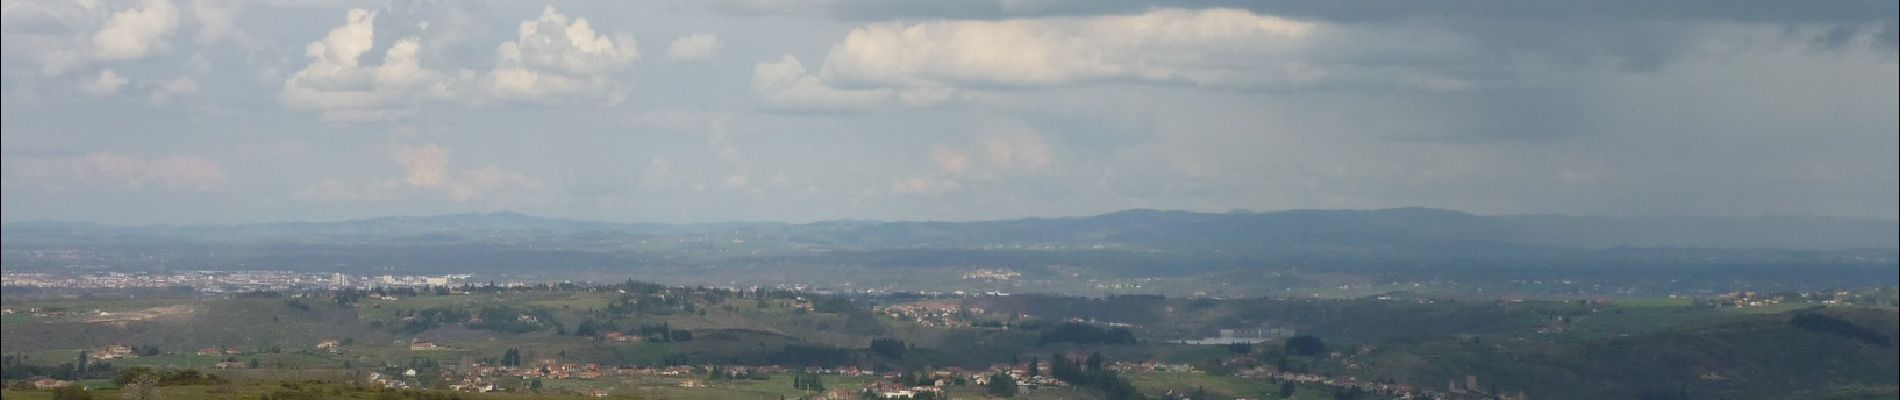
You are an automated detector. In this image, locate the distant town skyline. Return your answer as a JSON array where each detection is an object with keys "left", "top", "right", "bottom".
[{"left": 5, "top": 1, "right": 1896, "bottom": 225}]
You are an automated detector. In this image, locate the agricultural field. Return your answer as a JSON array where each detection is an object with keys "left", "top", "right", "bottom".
[{"left": 4, "top": 283, "right": 1896, "bottom": 399}]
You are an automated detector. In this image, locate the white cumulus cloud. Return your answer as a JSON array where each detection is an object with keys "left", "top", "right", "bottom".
[
  {"left": 806, "top": 8, "right": 1473, "bottom": 91},
  {"left": 277, "top": 6, "right": 640, "bottom": 121},
  {"left": 279, "top": 8, "right": 447, "bottom": 122},
  {"left": 497, "top": 6, "right": 638, "bottom": 76},
  {"left": 752, "top": 55, "right": 892, "bottom": 110},
  {"left": 91, "top": 0, "right": 180, "bottom": 60},
  {"left": 484, "top": 6, "right": 637, "bottom": 104}
]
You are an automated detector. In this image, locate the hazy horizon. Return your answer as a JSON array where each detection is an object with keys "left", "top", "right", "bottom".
[{"left": 9, "top": 205, "right": 1900, "bottom": 228}]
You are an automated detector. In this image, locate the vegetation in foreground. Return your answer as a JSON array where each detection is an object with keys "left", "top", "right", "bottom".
[{"left": 3, "top": 282, "right": 1896, "bottom": 400}]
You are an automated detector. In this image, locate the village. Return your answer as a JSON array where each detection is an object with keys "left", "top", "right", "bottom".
[{"left": 39, "top": 335, "right": 1523, "bottom": 400}]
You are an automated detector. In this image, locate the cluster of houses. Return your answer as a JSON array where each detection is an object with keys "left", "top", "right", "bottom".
[
  {"left": 28, "top": 378, "right": 73, "bottom": 390},
  {"left": 367, "top": 357, "right": 1101, "bottom": 398},
  {"left": 1445, "top": 375, "right": 1530, "bottom": 400},
  {"left": 1816, "top": 291, "right": 1865, "bottom": 305},
  {"left": 1, "top": 307, "right": 75, "bottom": 317},
  {"left": 364, "top": 357, "right": 1482, "bottom": 399},
  {"left": 1220, "top": 364, "right": 1534, "bottom": 400},
  {"left": 404, "top": 362, "right": 780, "bottom": 393},
  {"left": 1107, "top": 361, "right": 1197, "bottom": 373},
  {"left": 858, "top": 365, "right": 1070, "bottom": 399},
  {"left": 193, "top": 345, "right": 255, "bottom": 369},
  {"left": 599, "top": 332, "right": 644, "bottom": 343},
  {"left": 386, "top": 361, "right": 896, "bottom": 394},
  {"left": 1710, "top": 291, "right": 1778, "bottom": 307},
  {"left": 87, "top": 344, "right": 137, "bottom": 360},
  {"left": 59, "top": 335, "right": 1525, "bottom": 400},
  {"left": 1709, "top": 290, "right": 1875, "bottom": 308},
  {"left": 31, "top": 344, "right": 1519, "bottom": 400},
  {"left": 1712, "top": 291, "right": 1784, "bottom": 308},
  {"left": 960, "top": 269, "right": 1022, "bottom": 280},
  {"left": 196, "top": 346, "right": 237, "bottom": 357},
  {"left": 89, "top": 337, "right": 353, "bottom": 365},
  {"left": 0, "top": 270, "right": 464, "bottom": 291},
  {"left": 862, "top": 382, "right": 945, "bottom": 399},
  {"left": 1062, "top": 317, "right": 1139, "bottom": 328},
  {"left": 874, "top": 302, "right": 987, "bottom": 328}
]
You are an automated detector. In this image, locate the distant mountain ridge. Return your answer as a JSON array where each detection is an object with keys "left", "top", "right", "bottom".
[
  {"left": 771, "top": 208, "right": 1898, "bottom": 251},
  {"left": 4, "top": 208, "right": 1895, "bottom": 250}
]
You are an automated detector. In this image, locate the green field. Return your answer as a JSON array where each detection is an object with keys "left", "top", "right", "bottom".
[{"left": 4, "top": 284, "right": 1896, "bottom": 400}]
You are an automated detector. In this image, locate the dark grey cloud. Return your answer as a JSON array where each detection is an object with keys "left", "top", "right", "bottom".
[
  {"left": 722, "top": 0, "right": 1898, "bottom": 74},
  {"left": 718, "top": 0, "right": 1896, "bottom": 25}
]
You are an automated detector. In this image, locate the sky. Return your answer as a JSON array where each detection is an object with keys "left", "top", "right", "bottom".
[{"left": 2, "top": 0, "right": 1896, "bottom": 225}]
